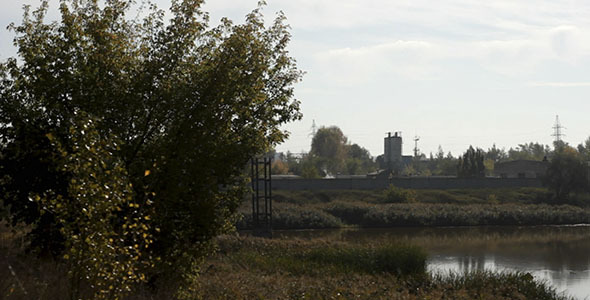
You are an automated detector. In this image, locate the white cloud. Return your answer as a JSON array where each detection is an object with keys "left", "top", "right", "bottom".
[
  {"left": 528, "top": 82, "right": 590, "bottom": 87},
  {"left": 310, "top": 21, "right": 590, "bottom": 85},
  {"left": 313, "top": 40, "right": 441, "bottom": 85}
]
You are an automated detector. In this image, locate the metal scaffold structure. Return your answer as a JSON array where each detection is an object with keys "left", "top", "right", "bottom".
[{"left": 251, "top": 156, "right": 272, "bottom": 237}]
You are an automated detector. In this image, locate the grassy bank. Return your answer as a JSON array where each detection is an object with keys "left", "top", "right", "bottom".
[
  {"left": 238, "top": 188, "right": 590, "bottom": 229},
  {"left": 197, "top": 235, "right": 571, "bottom": 300}
]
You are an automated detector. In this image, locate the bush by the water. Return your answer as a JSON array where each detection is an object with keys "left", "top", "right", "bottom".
[{"left": 323, "top": 200, "right": 373, "bottom": 225}]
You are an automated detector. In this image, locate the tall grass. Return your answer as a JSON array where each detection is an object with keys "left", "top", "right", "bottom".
[
  {"left": 272, "top": 187, "right": 552, "bottom": 206},
  {"left": 424, "top": 271, "right": 572, "bottom": 300},
  {"left": 361, "top": 203, "right": 590, "bottom": 227},
  {"left": 218, "top": 236, "right": 427, "bottom": 277},
  {"left": 234, "top": 188, "right": 590, "bottom": 229},
  {"left": 303, "top": 243, "right": 427, "bottom": 276},
  {"left": 237, "top": 203, "right": 342, "bottom": 229},
  {"left": 239, "top": 201, "right": 590, "bottom": 229}
]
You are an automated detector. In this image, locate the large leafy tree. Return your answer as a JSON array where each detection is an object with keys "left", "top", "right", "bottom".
[
  {"left": 0, "top": 0, "right": 301, "bottom": 295},
  {"left": 309, "top": 126, "right": 376, "bottom": 176},
  {"left": 310, "top": 126, "right": 348, "bottom": 174},
  {"left": 545, "top": 146, "right": 588, "bottom": 202}
]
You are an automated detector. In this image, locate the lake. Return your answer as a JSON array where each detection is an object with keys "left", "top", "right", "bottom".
[{"left": 272, "top": 225, "right": 590, "bottom": 300}]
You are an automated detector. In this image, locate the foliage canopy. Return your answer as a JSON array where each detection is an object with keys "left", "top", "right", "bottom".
[
  {"left": 0, "top": 0, "right": 301, "bottom": 297},
  {"left": 308, "top": 126, "right": 376, "bottom": 176},
  {"left": 544, "top": 146, "right": 588, "bottom": 202}
]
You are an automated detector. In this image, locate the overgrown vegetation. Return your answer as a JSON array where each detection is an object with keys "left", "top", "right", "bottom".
[
  {"left": 1, "top": 221, "right": 576, "bottom": 299},
  {"left": 197, "top": 236, "right": 571, "bottom": 300}
]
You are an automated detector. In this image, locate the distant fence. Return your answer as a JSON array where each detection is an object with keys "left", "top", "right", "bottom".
[{"left": 271, "top": 177, "right": 543, "bottom": 191}]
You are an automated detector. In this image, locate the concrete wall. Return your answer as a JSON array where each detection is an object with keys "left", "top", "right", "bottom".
[
  {"left": 271, "top": 177, "right": 543, "bottom": 191},
  {"left": 494, "top": 160, "right": 548, "bottom": 178}
]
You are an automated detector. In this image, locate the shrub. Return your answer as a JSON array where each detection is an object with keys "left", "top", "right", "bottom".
[
  {"left": 2, "top": 0, "right": 302, "bottom": 297},
  {"left": 323, "top": 201, "right": 371, "bottom": 225},
  {"left": 382, "top": 185, "right": 417, "bottom": 203}
]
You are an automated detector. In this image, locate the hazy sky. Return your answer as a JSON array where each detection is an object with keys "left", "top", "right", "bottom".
[{"left": 3, "top": 1, "right": 590, "bottom": 158}]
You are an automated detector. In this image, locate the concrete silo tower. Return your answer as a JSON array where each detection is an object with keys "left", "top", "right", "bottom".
[{"left": 384, "top": 132, "right": 403, "bottom": 173}]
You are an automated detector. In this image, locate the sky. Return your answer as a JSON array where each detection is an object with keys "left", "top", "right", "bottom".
[{"left": 2, "top": 1, "right": 590, "bottom": 158}]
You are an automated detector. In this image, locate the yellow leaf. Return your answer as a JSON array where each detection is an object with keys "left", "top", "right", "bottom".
[{"left": 144, "top": 170, "right": 150, "bottom": 176}]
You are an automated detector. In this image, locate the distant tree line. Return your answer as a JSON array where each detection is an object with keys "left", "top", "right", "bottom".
[{"left": 271, "top": 129, "right": 590, "bottom": 203}]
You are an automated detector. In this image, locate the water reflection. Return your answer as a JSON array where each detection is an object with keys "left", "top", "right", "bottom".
[{"left": 272, "top": 226, "right": 590, "bottom": 299}]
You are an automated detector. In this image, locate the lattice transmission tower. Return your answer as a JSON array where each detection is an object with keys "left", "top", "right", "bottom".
[
  {"left": 552, "top": 115, "right": 565, "bottom": 143},
  {"left": 309, "top": 119, "right": 317, "bottom": 138}
]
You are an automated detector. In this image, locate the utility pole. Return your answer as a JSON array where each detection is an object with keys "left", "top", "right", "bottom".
[{"left": 413, "top": 135, "right": 420, "bottom": 157}]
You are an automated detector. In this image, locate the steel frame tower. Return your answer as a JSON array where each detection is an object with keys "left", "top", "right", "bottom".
[
  {"left": 552, "top": 115, "right": 565, "bottom": 143},
  {"left": 251, "top": 156, "right": 272, "bottom": 237}
]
